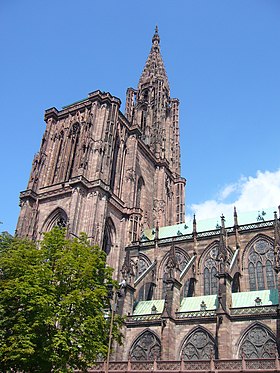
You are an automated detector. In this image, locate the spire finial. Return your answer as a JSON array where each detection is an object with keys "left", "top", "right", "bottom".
[
  {"left": 152, "top": 25, "right": 160, "bottom": 45},
  {"left": 234, "top": 206, "right": 238, "bottom": 227}
]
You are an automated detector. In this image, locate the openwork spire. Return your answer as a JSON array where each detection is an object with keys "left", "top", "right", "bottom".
[{"left": 138, "top": 26, "right": 169, "bottom": 91}]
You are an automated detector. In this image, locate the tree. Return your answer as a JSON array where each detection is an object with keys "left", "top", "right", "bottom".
[{"left": 0, "top": 228, "right": 123, "bottom": 372}]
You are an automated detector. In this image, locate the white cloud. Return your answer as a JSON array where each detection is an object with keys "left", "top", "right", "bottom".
[{"left": 188, "top": 169, "right": 280, "bottom": 221}]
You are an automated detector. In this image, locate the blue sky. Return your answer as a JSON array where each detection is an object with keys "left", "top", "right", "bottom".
[{"left": 1, "top": 0, "right": 280, "bottom": 233}]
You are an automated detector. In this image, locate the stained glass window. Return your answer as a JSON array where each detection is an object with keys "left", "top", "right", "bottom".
[
  {"left": 181, "top": 329, "right": 215, "bottom": 360},
  {"left": 266, "top": 260, "right": 275, "bottom": 289},
  {"left": 203, "top": 246, "right": 219, "bottom": 295},
  {"left": 130, "top": 331, "right": 161, "bottom": 361},
  {"left": 247, "top": 238, "right": 276, "bottom": 290}
]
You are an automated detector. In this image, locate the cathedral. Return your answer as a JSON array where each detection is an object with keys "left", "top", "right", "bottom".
[{"left": 17, "top": 28, "right": 280, "bottom": 371}]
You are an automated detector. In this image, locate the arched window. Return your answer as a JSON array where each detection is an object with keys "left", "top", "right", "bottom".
[
  {"left": 203, "top": 245, "right": 219, "bottom": 295},
  {"left": 110, "top": 136, "right": 120, "bottom": 191},
  {"left": 136, "top": 177, "right": 145, "bottom": 208},
  {"left": 181, "top": 328, "right": 215, "bottom": 360},
  {"left": 239, "top": 324, "right": 277, "bottom": 358},
  {"left": 130, "top": 331, "right": 161, "bottom": 361},
  {"left": 66, "top": 122, "right": 80, "bottom": 180},
  {"left": 246, "top": 237, "right": 276, "bottom": 291},
  {"left": 43, "top": 208, "right": 68, "bottom": 232},
  {"left": 162, "top": 249, "right": 189, "bottom": 298},
  {"left": 102, "top": 218, "right": 115, "bottom": 255}
]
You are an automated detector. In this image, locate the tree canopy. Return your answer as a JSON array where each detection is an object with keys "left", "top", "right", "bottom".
[{"left": 0, "top": 228, "right": 122, "bottom": 372}]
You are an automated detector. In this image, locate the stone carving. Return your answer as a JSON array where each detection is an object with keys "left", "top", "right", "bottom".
[
  {"left": 130, "top": 331, "right": 161, "bottom": 361},
  {"left": 240, "top": 325, "right": 276, "bottom": 358},
  {"left": 125, "top": 168, "right": 135, "bottom": 182},
  {"left": 182, "top": 329, "right": 215, "bottom": 360}
]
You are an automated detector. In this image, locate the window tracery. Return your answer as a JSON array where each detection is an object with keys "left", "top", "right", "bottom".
[
  {"left": 203, "top": 246, "right": 218, "bottom": 295},
  {"left": 136, "top": 257, "right": 150, "bottom": 279},
  {"left": 162, "top": 250, "right": 189, "bottom": 297},
  {"left": 43, "top": 208, "right": 68, "bottom": 232},
  {"left": 239, "top": 325, "right": 276, "bottom": 358},
  {"left": 181, "top": 328, "right": 215, "bottom": 360},
  {"left": 130, "top": 331, "right": 161, "bottom": 361},
  {"left": 247, "top": 238, "right": 276, "bottom": 290}
]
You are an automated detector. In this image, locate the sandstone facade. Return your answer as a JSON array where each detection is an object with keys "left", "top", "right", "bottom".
[{"left": 17, "top": 28, "right": 280, "bottom": 364}]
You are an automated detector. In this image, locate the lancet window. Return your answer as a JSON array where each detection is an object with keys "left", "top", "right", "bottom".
[
  {"left": 130, "top": 331, "right": 161, "bottom": 361},
  {"left": 203, "top": 246, "right": 218, "bottom": 295},
  {"left": 67, "top": 122, "right": 80, "bottom": 180},
  {"left": 239, "top": 324, "right": 277, "bottom": 358},
  {"left": 181, "top": 328, "right": 215, "bottom": 360},
  {"left": 247, "top": 238, "right": 276, "bottom": 291},
  {"left": 162, "top": 250, "right": 189, "bottom": 298},
  {"left": 102, "top": 218, "right": 115, "bottom": 255},
  {"left": 136, "top": 177, "right": 145, "bottom": 208}
]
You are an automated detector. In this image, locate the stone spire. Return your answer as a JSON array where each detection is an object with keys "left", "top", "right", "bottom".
[
  {"left": 138, "top": 26, "right": 169, "bottom": 92},
  {"left": 216, "top": 215, "right": 229, "bottom": 273}
]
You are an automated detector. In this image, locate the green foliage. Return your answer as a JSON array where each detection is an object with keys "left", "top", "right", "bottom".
[{"left": 0, "top": 228, "right": 123, "bottom": 372}]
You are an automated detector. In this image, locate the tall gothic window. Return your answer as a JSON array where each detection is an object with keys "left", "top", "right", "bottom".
[
  {"left": 102, "top": 218, "right": 115, "bottom": 255},
  {"left": 67, "top": 122, "right": 80, "bottom": 180},
  {"left": 239, "top": 324, "right": 277, "bottom": 358},
  {"left": 247, "top": 238, "right": 276, "bottom": 291},
  {"left": 136, "top": 177, "right": 145, "bottom": 208},
  {"left": 181, "top": 328, "right": 215, "bottom": 360},
  {"left": 162, "top": 250, "right": 189, "bottom": 298},
  {"left": 130, "top": 331, "right": 161, "bottom": 361},
  {"left": 203, "top": 246, "right": 219, "bottom": 295}
]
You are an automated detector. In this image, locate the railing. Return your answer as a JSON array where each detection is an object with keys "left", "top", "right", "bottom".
[{"left": 80, "top": 358, "right": 280, "bottom": 372}]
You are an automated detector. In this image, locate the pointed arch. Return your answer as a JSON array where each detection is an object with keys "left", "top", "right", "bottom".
[
  {"left": 199, "top": 242, "right": 219, "bottom": 295},
  {"left": 110, "top": 135, "right": 120, "bottom": 191},
  {"left": 238, "top": 322, "right": 277, "bottom": 358},
  {"left": 129, "top": 330, "right": 161, "bottom": 361},
  {"left": 135, "top": 254, "right": 152, "bottom": 279},
  {"left": 159, "top": 247, "right": 190, "bottom": 298},
  {"left": 242, "top": 234, "right": 276, "bottom": 290},
  {"left": 135, "top": 176, "right": 145, "bottom": 208},
  {"left": 42, "top": 207, "right": 68, "bottom": 233},
  {"left": 102, "top": 217, "right": 116, "bottom": 255},
  {"left": 180, "top": 326, "right": 216, "bottom": 360},
  {"left": 66, "top": 122, "right": 81, "bottom": 180}
]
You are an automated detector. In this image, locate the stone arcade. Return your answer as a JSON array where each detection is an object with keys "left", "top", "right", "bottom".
[{"left": 17, "top": 28, "right": 280, "bottom": 371}]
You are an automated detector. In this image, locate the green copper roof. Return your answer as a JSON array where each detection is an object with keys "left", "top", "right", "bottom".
[
  {"left": 232, "top": 289, "right": 278, "bottom": 308},
  {"left": 141, "top": 207, "right": 276, "bottom": 241},
  {"left": 179, "top": 295, "right": 218, "bottom": 312},
  {"left": 133, "top": 300, "right": 165, "bottom": 315}
]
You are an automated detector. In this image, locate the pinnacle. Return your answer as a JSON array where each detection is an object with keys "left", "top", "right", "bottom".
[
  {"left": 138, "top": 27, "right": 169, "bottom": 91},
  {"left": 152, "top": 25, "right": 160, "bottom": 45}
]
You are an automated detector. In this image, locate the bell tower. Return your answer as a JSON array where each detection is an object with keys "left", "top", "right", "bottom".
[
  {"left": 125, "top": 27, "right": 185, "bottom": 226},
  {"left": 16, "top": 28, "right": 186, "bottom": 259}
]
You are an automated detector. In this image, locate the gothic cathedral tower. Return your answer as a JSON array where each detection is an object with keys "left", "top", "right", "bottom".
[{"left": 16, "top": 28, "right": 186, "bottom": 275}]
